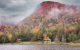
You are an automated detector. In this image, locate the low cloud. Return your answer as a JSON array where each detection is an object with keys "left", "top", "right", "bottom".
[
  {"left": 0, "top": 0, "right": 80, "bottom": 25},
  {"left": 49, "top": 5, "right": 80, "bottom": 16}
]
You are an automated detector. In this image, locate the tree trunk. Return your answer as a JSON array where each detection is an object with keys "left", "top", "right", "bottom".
[{"left": 62, "top": 34, "right": 65, "bottom": 42}]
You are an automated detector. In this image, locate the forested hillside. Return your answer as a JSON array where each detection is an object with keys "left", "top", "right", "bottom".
[{"left": 0, "top": 1, "right": 80, "bottom": 43}]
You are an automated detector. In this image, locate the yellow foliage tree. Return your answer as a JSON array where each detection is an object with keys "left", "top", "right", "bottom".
[
  {"left": 32, "top": 29, "right": 39, "bottom": 35},
  {"left": 0, "top": 31, "right": 4, "bottom": 35},
  {"left": 8, "top": 34, "right": 12, "bottom": 41}
]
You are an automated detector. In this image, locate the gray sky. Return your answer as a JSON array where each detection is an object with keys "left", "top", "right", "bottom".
[{"left": 0, "top": 0, "right": 80, "bottom": 23}]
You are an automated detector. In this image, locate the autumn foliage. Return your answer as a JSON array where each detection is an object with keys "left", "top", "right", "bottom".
[{"left": 0, "top": 1, "right": 80, "bottom": 43}]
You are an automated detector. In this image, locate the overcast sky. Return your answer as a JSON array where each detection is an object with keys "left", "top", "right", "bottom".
[{"left": 0, "top": 0, "right": 80, "bottom": 23}]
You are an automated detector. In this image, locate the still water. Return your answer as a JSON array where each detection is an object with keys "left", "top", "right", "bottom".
[{"left": 0, "top": 44, "right": 80, "bottom": 50}]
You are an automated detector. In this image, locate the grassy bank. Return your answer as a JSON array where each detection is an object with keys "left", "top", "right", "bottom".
[
  {"left": 1, "top": 42, "right": 80, "bottom": 45},
  {"left": 13, "top": 42, "right": 43, "bottom": 44},
  {"left": 12, "top": 42, "right": 58, "bottom": 44},
  {"left": 12, "top": 42, "right": 80, "bottom": 45}
]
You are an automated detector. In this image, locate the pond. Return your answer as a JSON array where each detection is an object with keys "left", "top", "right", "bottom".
[{"left": 0, "top": 44, "right": 80, "bottom": 50}]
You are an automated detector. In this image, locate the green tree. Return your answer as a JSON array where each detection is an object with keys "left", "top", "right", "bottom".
[
  {"left": 66, "top": 38, "right": 70, "bottom": 43},
  {"left": 19, "top": 26, "right": 26, "bottom": 41},
  {"left": 73, "top": 16, "right": 76, "bottom": 21},
  {"left": 37, "top": 31, "right": 43, "bottom": 41},
  {"left": 78, "top": 31, "right": 80, "bottom": 39},
  {"left": 11, "top": 33, "right": 17, "bottom": 43},
  {"left": 0, "top": 34, "right": 9, "bottom": 43},
  {"left": 31, "top": 34, "right": 37, "bottom": 41},
  {"left": 26, "top": 28, "right": 33, "bottom": 41},
  {"left": 51, "top": 28, "right": 57, "bottom": 41},
  {"left": 41, "top": 26, "right": 47, "bottom": 33},
  {"left": 47, "top": 32, "right": 52, "bottom": 39},
  {"left": 71, "top": 32, "right": 74, "bottom": 41}
]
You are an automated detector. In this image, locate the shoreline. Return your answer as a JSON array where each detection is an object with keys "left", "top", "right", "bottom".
[{"left": 0, "top": 42, "right": 80, "bottom": 45}]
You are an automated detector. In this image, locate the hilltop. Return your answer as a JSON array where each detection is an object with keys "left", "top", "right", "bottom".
[{"left": 20, "top": 1, "right": 80, "bottom": 29}]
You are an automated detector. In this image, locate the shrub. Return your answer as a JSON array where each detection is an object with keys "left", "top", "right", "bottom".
[{"left": 66, "top": 38, "right": 70, "bottom": 43}]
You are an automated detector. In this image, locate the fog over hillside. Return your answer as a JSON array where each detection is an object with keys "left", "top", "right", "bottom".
[{"left": 0, "top": 0, "right": 80, "bottom": 26}]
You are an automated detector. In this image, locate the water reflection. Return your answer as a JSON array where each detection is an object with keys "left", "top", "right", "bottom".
[{"left": 0, "top": 44, "right": 80, "bottom": 50}]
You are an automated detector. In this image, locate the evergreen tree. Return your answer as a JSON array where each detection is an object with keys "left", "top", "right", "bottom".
[{"left": 78, "top": 31, "right": 80, "bottom": 39}]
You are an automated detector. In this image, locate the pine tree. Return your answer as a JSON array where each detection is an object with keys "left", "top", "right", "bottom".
[{"left": 78, "top": 31, "right": 80, "bottom": 39}]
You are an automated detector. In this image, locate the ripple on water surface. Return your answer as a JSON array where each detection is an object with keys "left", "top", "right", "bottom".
[{"left": 0, "top": 44, "right": 80, "bottom": 50}]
